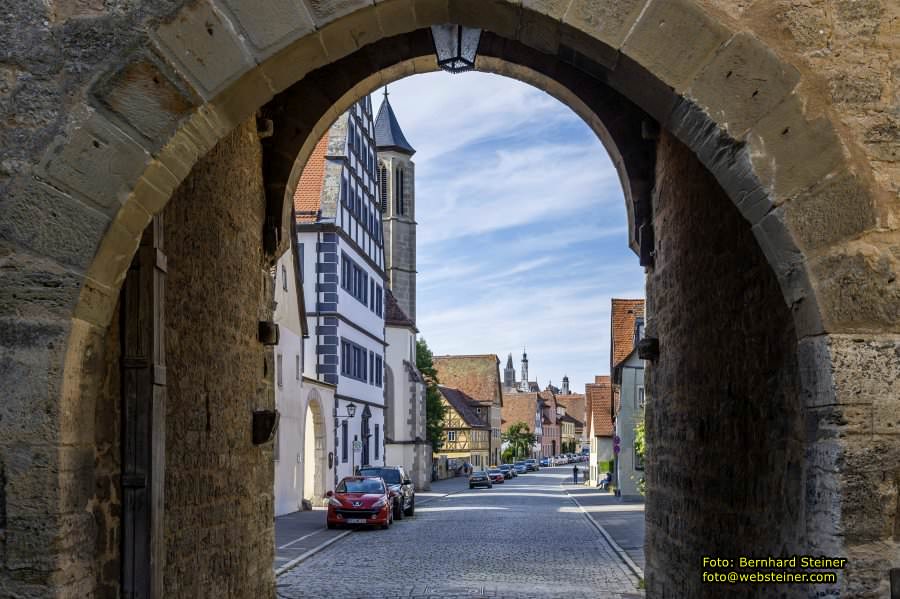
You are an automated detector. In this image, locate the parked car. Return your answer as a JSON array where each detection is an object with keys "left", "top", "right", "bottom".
[
  {"left": 498, "top": 464, "right": 516, "bottom": 478},
  {"left": 487, "top": 469, "right": 506, "bottom": 484},
  {"left": 539, "top": 457, "right": 551, "bottom": 467},
  {"left": 513, "top": 461, "right": 529, "bottom": 474},
  {"left": 358, "top": 465, "right": 415, "bottom": 519},
  {"left": 469, "top": 470, "right": 493, "bottom": 489},
  {"left": 326, "top": 476, "right": 395, "bottom": 530},
  {"left": 525, "top": 459, "right": 539, "bottom": 471}
]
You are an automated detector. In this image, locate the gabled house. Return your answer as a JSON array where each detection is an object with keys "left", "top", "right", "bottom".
[
  {"left": 539, "top": 390, "right": 561, "bottom": 458},
  {"left": 586, "top": 376, "right": 614, "bottom": 485},
  {"left": 435, "top": 386, "right": 490, "bottom": 469},
  {"left": 500, "top": 391, "right": 543, "bottom": 459},
  {"left": 432, "top": 355, "right": 503, "bottom": 466},
  {"left": 610, "top": 298, "right": 646, "bottom": 499}
]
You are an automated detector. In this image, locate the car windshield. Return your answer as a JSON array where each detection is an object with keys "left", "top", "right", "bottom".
[
  {"left": 489, "top": 470, "right": 502, "bottom": 474},
  {"left": 359, "top": 468, "right": 401, "bottom": 484},
  {"left": 337, "top": 479, "right": 384, "bottom": 494},
  {"left": 471, "top": 472, "right": 487, "bottom": 478}
]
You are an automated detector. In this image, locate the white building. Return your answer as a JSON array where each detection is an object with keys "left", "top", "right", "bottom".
[
  {"left": 295, "top": 97, "right": 387, "bottom": 488},
  {"left": 375, "top": 90, "right": 431, "bottom": 489},
  {"left": 272, "top": 245, "right": 335, "bottom": 515}
]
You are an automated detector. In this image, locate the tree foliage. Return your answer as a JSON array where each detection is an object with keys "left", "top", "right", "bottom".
[
  {"left": 416, "top": 338, "right": 447, "bottom": 451},
  {"left": 501, "top": 421, "right": 536, "bottom": 459},
  {"left": 633, "top": 420, "right": 646, "bottom": 496}
]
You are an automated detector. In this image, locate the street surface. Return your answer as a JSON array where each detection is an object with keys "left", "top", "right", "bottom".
[{"left": 276, "top": 467, "right": 643, "bottom": 598}]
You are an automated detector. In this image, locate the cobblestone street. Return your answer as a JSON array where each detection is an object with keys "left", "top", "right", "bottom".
[{"left": 276, "top": 467, "right": 642, "bottom": 598}]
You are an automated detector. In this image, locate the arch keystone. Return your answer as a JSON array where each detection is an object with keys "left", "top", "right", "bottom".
[{"left": 218, "top": 0, "right": 315, "bottom": 59}]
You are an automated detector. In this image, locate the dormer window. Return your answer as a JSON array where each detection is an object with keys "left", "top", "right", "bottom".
[{"left": 634, "top": 317, "right": 645, "bottom": 344}]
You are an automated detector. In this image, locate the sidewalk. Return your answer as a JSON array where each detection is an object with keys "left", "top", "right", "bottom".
[
  {"left": 562, "top": 482, "right": 646, "bottom": 576},
  {"left": 273, "top": 475, "right": 472, "bottom": 575}
]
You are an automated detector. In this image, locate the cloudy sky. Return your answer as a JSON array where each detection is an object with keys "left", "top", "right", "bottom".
[{"left": 369, "top": 72, "right": 645, "bottom": 393}]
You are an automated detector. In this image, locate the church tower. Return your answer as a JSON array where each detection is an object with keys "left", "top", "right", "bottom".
[
  {"left": 561, "top": 375, "right": 570, "bottom": 395},
  {"left": 503, "top": 353, "right": 516, "bottom": 389},
  {"left": 519, "top": 349, "right": 530, "bottom": 392},
  {"left": 376, "top": 88, "right": 417, "bottom": 323}
]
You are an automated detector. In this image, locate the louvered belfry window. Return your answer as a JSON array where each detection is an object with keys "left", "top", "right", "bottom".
[{"left": 379, "top": 163, "right": 388, "bottom": 212}]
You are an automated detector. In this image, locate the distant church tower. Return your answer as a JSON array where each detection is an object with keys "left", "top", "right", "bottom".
[
  {"left": 519, "top": 349, "right": 530, "bottom": 392},
  {"left": 503, "top": 353, "right": 516, "bottom": 389},
  {"left": 561, "top": 375, "right": 570, "bottom": 395},
  {"left": 376, "top": 88, "right": 417, "bottom": 323}
]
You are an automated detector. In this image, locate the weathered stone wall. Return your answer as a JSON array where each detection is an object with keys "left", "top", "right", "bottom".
[
  {"left": 161, "top": 118, "right": 275, "bottom": 598},
  {"left": 645, "top": 132, "right": 808, "bottom": 598},
  {"left": 91, "top": 301, "right": 121, "bottom": 599}
]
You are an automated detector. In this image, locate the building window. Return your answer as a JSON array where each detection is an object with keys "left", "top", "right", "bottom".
[
  {"left": 637, "top": 387, "right": 645, "bottom": 409},
  {"left": 296, "top": 355, "right": 301, "bottom": 380},
  {"left": 340, "top": 253, "right": 370, "bottom": 307},
  {"left": 341, "top": 421, "right": 349, "bottom": 463},
  {"left": 447, "top": 430, "right": 457, "bottom": 442},
  {"left": 395, "top": 167, "right": 405, "bottom": 216},
  {"left": 274, "top": 427, "right": 279, "bottom": 461},
  {"left": 341, "top": 339, "right": 369, "bottom": 382},
  {"left": 379, "top": 164, "right": 388, "bottom": 211},
  {"left": 635, "top": 317, "right": 645, "bottom": 344},
  {"left": 374, "top": 424, "right": 380, "bottom": 460},
  {"left": 369, "top": 351, "right": 374, "bottom": 384},
  {"left": 375, "top": 355, "right": 383, "bottom": 387},
  {"left": 277, "top": 354, "right": 283, "bottom": 387},
  {"left": 281, "top": 265, "right": 287, "bottom": 291},
  {"left": 375, "top": 285, "right": 383, "bottom": 317},
  {"left": 299, "top": 243, "right": 304, "bottom": 280}
]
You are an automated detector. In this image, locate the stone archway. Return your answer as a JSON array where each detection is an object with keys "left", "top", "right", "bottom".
[
  {"left": 1, "top": 2, "right": 897, "bottom": 598},
  {"left": 303, "top": 389, "right": 327, "bottom": 506}
]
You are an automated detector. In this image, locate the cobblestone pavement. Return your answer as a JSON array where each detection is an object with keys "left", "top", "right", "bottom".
[{"left": 277, "top": 467, "right": 642, "bottom": 598}]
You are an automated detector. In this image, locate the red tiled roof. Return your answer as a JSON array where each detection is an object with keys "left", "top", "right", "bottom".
[
  {"left": 384, "top": 288, "right": 415, "bottom": 329},
  {"left": 500, "top": 392, "right": 539, "bottom": 433},
  {"left": 585, "top": 376, "right": 613, "bottom": 437},
  {"left": 293, "top": 132, "right": 330, "bottom": 223},
  {"left": 433, "top": 355, "right": 502, "bottom": 407},
  {"left": 610, "top": 298, "right": 645, "bottom": 369},
  {"left": 555, "top": 393, "right": 586, "bottom": 428}
]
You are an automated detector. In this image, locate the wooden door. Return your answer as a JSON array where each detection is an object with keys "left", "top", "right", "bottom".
[{"left": 121, "top": 216, "right": 166, "bottom": 598}]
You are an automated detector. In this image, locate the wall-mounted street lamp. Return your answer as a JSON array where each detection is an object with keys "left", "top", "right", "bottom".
[
  {"left": 431, "top": 24, "right": 481, "bottom": 74},
  {"left": 335, "top": 402, "right": 357, "bottom": 420}
]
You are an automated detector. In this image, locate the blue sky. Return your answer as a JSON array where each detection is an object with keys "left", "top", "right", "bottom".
[{"left": 370, "top": 72, "right": 644, "bottom": 393}]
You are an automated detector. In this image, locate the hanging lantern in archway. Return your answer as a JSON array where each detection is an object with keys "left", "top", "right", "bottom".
[{"left": 431, "top": 24, "right": 481, "bottom": 74}]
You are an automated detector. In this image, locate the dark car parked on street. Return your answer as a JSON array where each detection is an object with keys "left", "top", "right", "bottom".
[
  {"left": 513, "top": 461, "right": 529, "bottom": 474},
  {"left": 358, "top": 465, "right": 415, "bottom": 519},
  {"left": 498, "top": 464, "right": 516, "bottom": 479},
  {"left": 469, "top": 470, "right": 493, "bottom": 489}
]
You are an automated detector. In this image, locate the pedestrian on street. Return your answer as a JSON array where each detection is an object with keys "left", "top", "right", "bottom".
[{"left": 572, "top": 464, "right": 579, "bottom": 484}]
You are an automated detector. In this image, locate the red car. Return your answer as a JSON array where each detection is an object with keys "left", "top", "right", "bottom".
[
  {"left": 487, "top": 469, "right": 505, "bottom": 484},
  {"left": 326, "top": 476, "right": 395, "bottom": 530}
]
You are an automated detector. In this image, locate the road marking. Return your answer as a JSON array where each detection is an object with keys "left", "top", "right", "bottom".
[
  {"left": 275, "top": 530, "right": 352, "bottom": 577},
  {"left": 277, "top": 528, "right": 326, "bottom": 550},
  {"left": 564, "top": 486, "right": 644, "bottom": 581}
]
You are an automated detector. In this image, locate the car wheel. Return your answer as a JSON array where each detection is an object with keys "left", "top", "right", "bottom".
[
  {"left": 327, "top": 522, "right": 337, "bottom": 530},
  {"left": 469, "top": 485, "right": 474, "bottom": 489},
  {"left": 404, "top": 497, "right": 414, "bottom": 517},
  {"left": 488, "top": 483, "right": 493, "bottom": 488},
  {"left": 394, "top": 501, "right": 404, "bottom": 521}
]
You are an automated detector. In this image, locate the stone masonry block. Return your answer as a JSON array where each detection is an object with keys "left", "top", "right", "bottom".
[
  {"left": 260, "top": 32, "right": 330, "bottom": 94},
  {"left": 0, "top": 181, "right": 109, "bottom": 272},
  {"left": 219, "top": 0, "right": 315, "bottom": 57},
  {"left": 318, "top": 8, "right": 384, "bottom": 61},
  {"left": 449, "top": 0, "right": 521, "bottom": 40},
  {"left": 0, "top": 249, "right": 83, "bottom": 323},
  {"left": 809, "top": 241, "right": 900, "bottom": 333},
  {"left": 563, "top": 0, "right": 646, "bottom": 53},
  {"left": 687, "top": 32, "right": 802, "bottom": 137},
  {"left": 828, "top": 335, "right": 900, "bottom": 405},
  {"left": 621, "top": 0, "right": 730, "bottom": 92},
  {"left": 375, "top": 0, "right": 417, "bottom": 38},
  {"left": 519, "top": 7, "right": 563, "bottom": 55},
  {"left": 303, "top": 0, "right": 371, "bottom": 27},
  {"left": 152, "top": 0, "right": 254, "bottom": 99},
  {"left": 38, "top": 112, "right": 151, "bottom": 219},
  {"left": 411, "top": 0, "right": 450, "bottom": 27},
  {"left": 746, "top": 95, "right": 845, "bottom": 202},
  {"left": 781, "top": 168, "right": 877, "bottom": 253},
  {"left": 93, "top": 56, "right": 199, "bottom": 148}
]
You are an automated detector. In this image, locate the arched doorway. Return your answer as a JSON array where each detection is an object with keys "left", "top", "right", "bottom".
[
  {"left": 2, "top": 2, "right": 895, "bottom": 598},
  {"left": 303, "top": 390, "right": 326, "bottom": 506}
]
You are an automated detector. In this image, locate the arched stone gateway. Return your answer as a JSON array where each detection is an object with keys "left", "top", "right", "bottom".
[
  {"left": 1, "top": 1, "right": 896, "bottom": 598},
  {"left": 303, "top": 389, "right": 327, "bottom": 506}
]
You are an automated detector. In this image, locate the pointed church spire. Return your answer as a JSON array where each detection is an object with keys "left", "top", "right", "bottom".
[{"left": 375, "top": 88, "right": 415, "bottom": 155}]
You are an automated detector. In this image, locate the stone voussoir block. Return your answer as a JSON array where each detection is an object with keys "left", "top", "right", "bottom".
[
  {"left": 318, "top": 7, "right": 385, "bottom": 62},
  {"left": 152, "top": 0, "right": 255, "bottom": 100},
  {"left": 0, "top": 180, "right": 110, "bottom": 272},
  {"left": 374, "top": 0, "right": 417, "bottom": 39},
  {"left": 687, "top": 32, "right": 802, "bottom": 138},
  {"left": 621, "top": 0, "right": 731, "bottom": 92},
  {"left": 518, "top": 5, "right": 563, "bottom": 55},
  {"left": 809, "top": 241, "right": 900, "bottom": 334},
  {"left": 37, "top": 111, "right": 151, "bottom": 220},
  {"left": 781, "top": 168, "right": 877, "bottom": 254},
  {"left": 92, "top": 54, "right": 200, "bottom": 149},
  {"left": 448, "top": 0, "right": 522, "bottom": 40},
  {"left": 746, "top": 95, "right": 846, "bottom": 203},
  {"left": 303, "top": 0, "right": 373, "bottom": 27},
  {"left": 217, "top": 0, "right": 316, "bottom": 59},
  {"left": 411, "top": 0, "right": 450, "bottom": 27}
]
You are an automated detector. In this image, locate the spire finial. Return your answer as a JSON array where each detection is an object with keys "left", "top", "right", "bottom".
[{"left": 383, "top": 85, "right": 389, "bottom": 99}]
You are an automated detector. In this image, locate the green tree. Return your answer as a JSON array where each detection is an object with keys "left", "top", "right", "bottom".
[
  {"left": 416, "top": 338, "right": 447, "bottom": 451},
  {"left": 633, "top": 420, "right": 646, "bottom": 496},
  {"left": 501, "top": 421, "right": 536, "bottom": 459}
]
